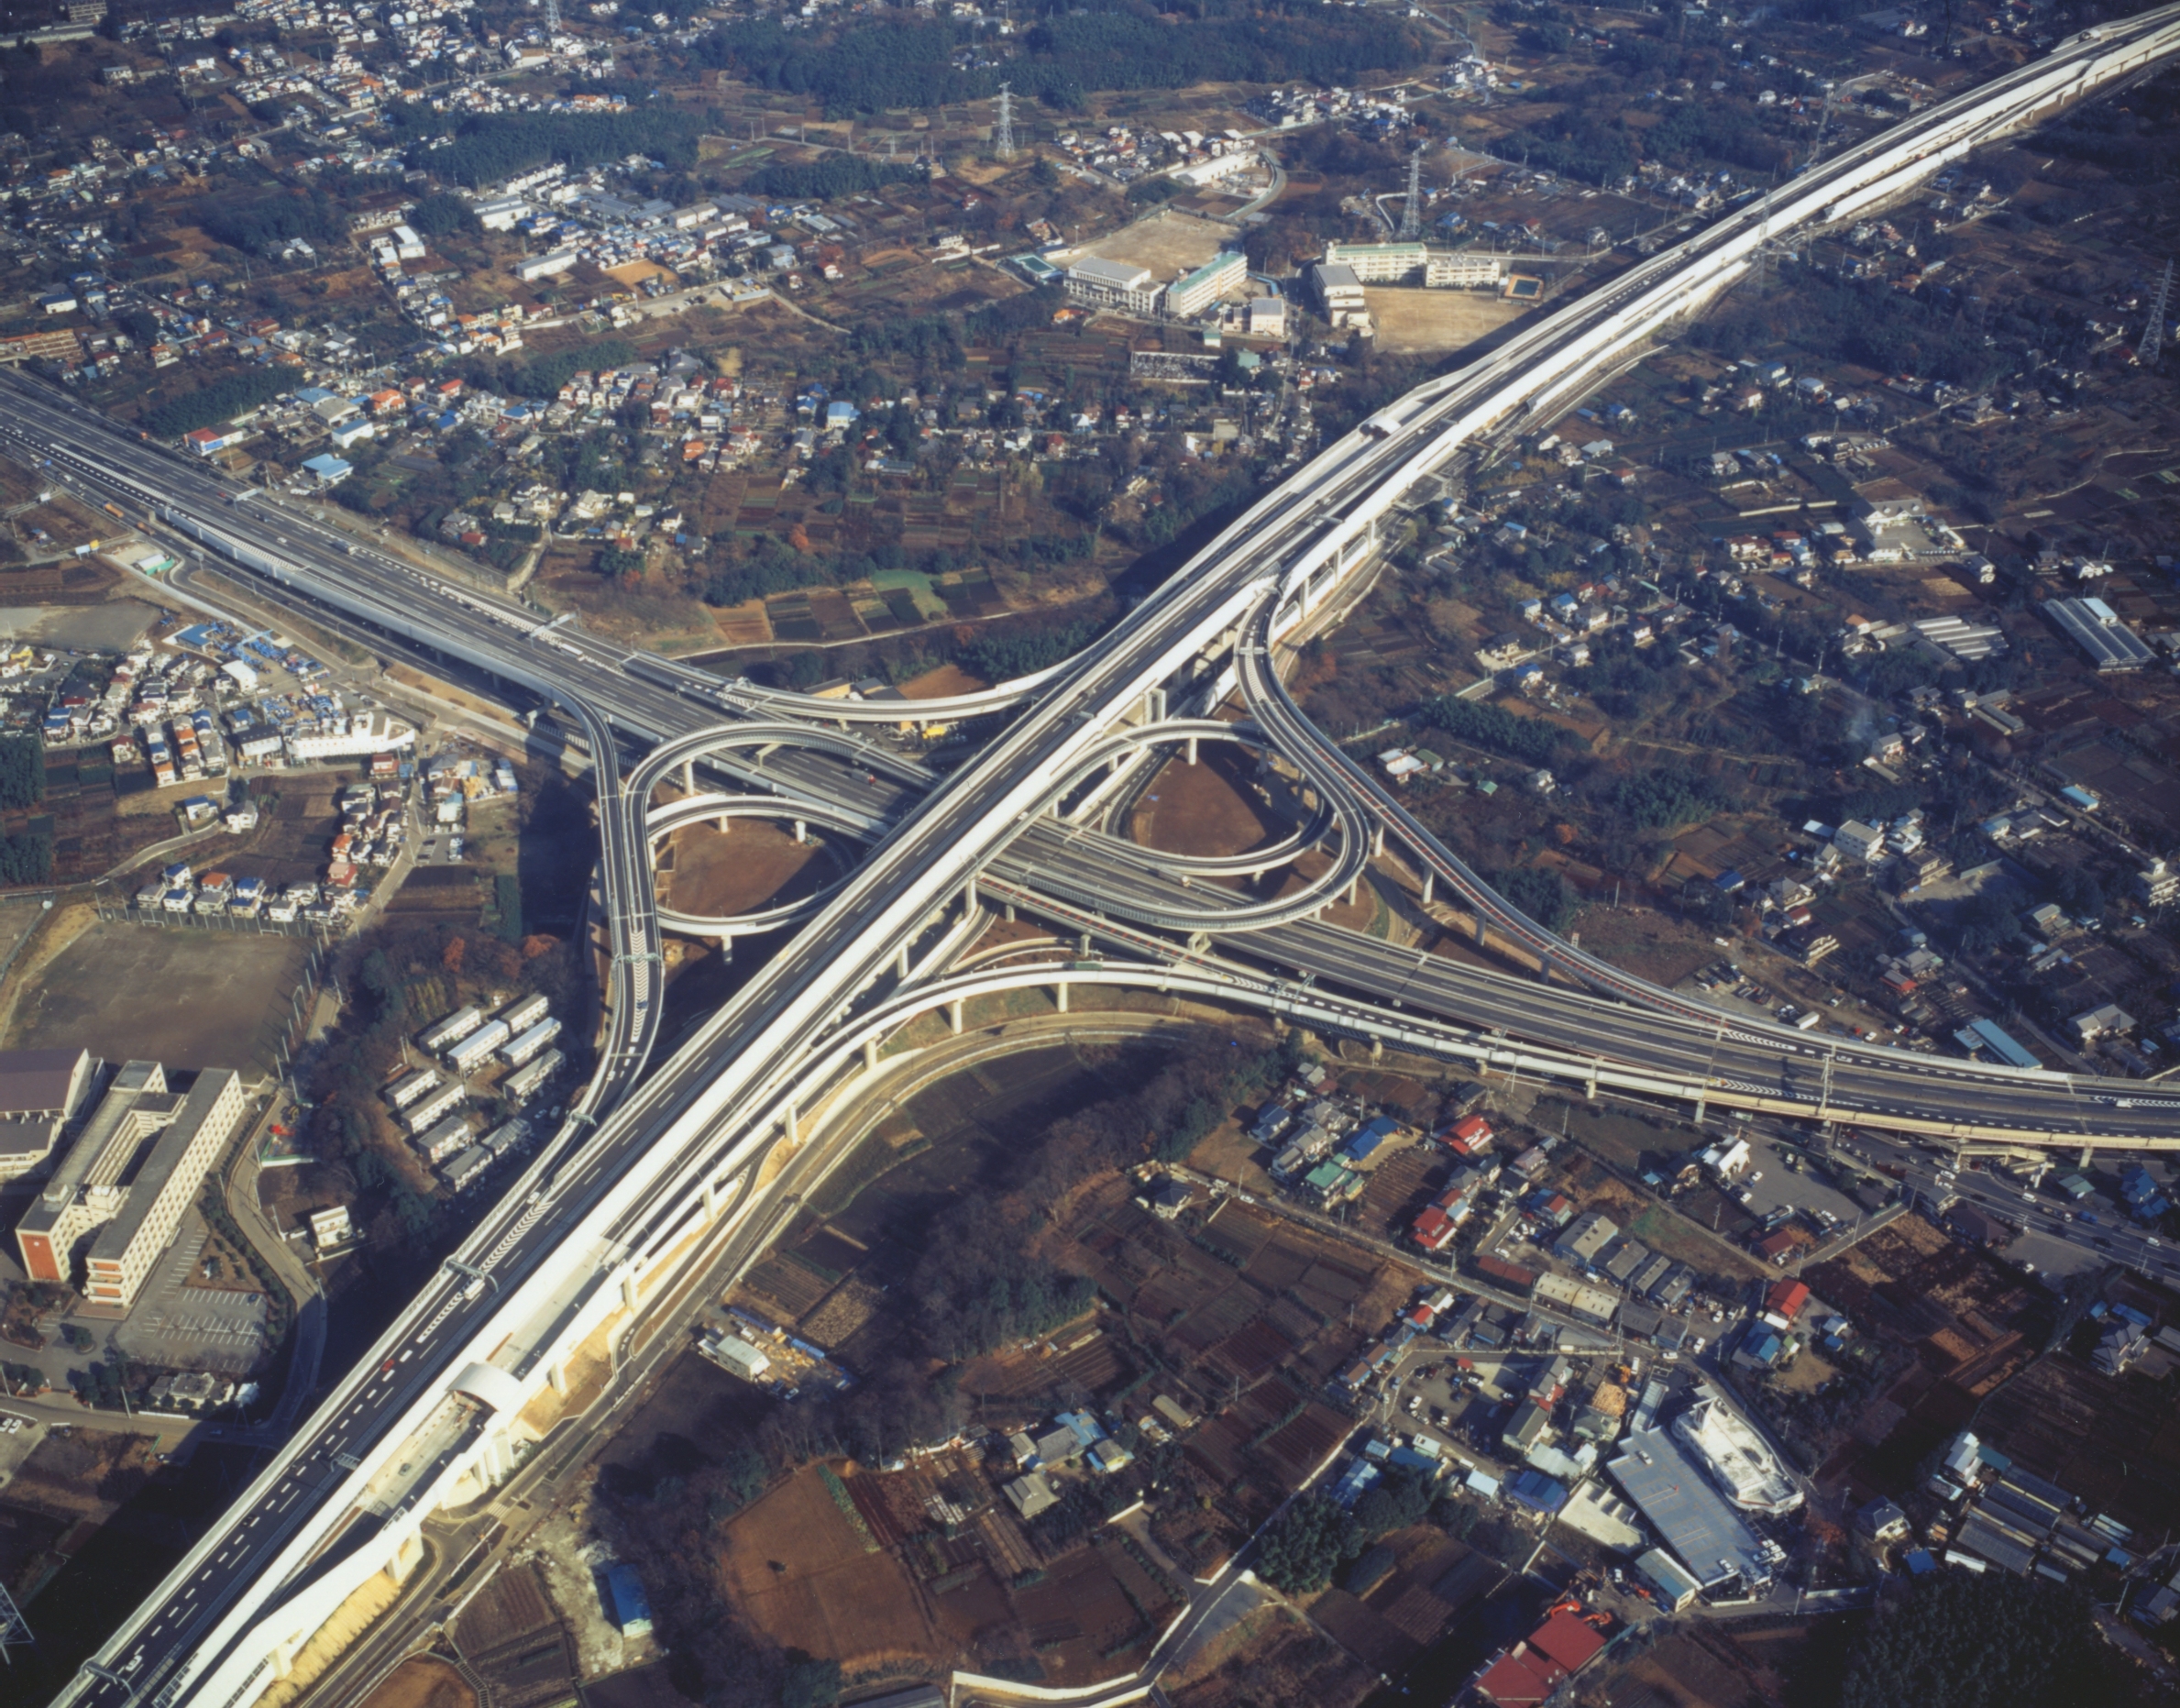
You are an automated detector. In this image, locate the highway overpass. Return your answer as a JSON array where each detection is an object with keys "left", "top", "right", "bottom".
[{"left": 15, "top": 11, "right": 2180, "bottom": 1702}]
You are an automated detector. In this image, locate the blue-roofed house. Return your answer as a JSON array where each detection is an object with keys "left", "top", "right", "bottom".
[
  {"left": 600, "top": 1564, "right": 653, "bottom": 1636},
  {"left": 1507, "top": 1469, "right": 1569, "bottom": 1514},
  {"left": 1331, "top": 1457, "right": 1382, "bottom": 1508}
]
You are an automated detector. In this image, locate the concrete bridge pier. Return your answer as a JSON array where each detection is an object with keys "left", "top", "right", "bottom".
[
  {"left": 1003, "top": 900, "right": 1017, "bottom": 922},
  {"left": 620, "top": 1271, "right": 639, "bottom": 1310},
  {"left": 947, "top": 999, "right": 964, "bottom": 1034},
  {"left": 1055, "top": 982, "right": 1070, "bottom": 1014},
  {"left": 1421, "top": 869, "right": 1434, "bottom": 907},
  {"left": 1185, "top": 735, "right": 1198, "bottom": 766},
  {"left": 864, "top": 1037, "right": 880, "bottom": 1073},
  {"left": 1370, "top": 822, "right": 1385, "bottom": 858},
  {"left": 680, "top": 759, "right": 695, "bottom": 794},
  {"left": 792, "top": 820, "right": 807, "bottom": 844},
  {"left": 897, "top": 944, "right": 911, "bottom": 978},
  {"left": 546, "top": 1359, "right": 567, "bottom": 1395},
  {"left": 784, "top": 1103, "right": 799, "bottom": 1143}
]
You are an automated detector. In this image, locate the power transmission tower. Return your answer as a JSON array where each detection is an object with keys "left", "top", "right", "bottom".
[
  {"left": 1400, "top": 144, "right": 1423, "bottom": 240},
  {"left": 543, "top": 0, "right": 559, "bottom": 32},
  {"left": 0, "top": 1580, "right": 30, "bottom": 1667},
  {"left": 1806, "top": 84, "right": 1834, "bottom": 169},
  {"left": 2143, "top": 258, "right": 2174, "bottom": 369},
  {"left": 994, "top": 83, "right": 1015, "bottom": 161}
]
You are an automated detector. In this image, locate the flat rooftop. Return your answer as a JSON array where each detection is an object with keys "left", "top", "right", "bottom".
[{"left": 1607, "top": 1425, "right": 1771, "bottom": 1589}]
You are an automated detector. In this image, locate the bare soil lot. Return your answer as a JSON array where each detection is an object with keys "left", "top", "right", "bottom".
[
  {"left": 661, "top": 821, "right": 836, "bottom": 919},
  {"left": 0, "top": 914, "right": 305, "bottom": 1074},
  {"left": 1075, "top": 208, "right": 1234, "bottom": 277},
  {"left": 357, "top": 1657, "right": 477, "bottom": 1708},
  {"left": 1129, "top": 749, "right": 1284, "bottom": 860},
  {"left": 1360, "top": 287, "right": 1525, "bottom": 354}
]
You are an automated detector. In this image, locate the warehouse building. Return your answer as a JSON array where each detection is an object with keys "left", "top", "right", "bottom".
[
  {"left": 14, "top": 1062, "right": 248, "bottom": 1312},
  {"left": 1607, "top": 1422, "right": 1777, "bottom": 1593}
]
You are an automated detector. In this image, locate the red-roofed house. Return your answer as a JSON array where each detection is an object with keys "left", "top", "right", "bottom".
[
  {"left": 1526, "top": 1609, "right": 1607, "bottom": 1675},
  {"left": 1766, "top": 1279, "right": 1811, "bottom": 1320},
  {"left": 1472, "top": 1608, "right": 1608, "bottom": 1704},
  {"left": 1472, "top": 1648, "right": 1562, "bottom": 1706}
]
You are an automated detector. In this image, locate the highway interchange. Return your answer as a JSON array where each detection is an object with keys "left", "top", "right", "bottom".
[{"left": 14, "top": 8, "right": 2180, "bottom": 1701}]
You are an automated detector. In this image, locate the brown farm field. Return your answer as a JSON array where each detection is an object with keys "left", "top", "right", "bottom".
[{"left": 717, "top": 1466, "right": 938, "bottom": 1670}]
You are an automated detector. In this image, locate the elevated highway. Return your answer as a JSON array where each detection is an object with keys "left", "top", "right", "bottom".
[{"left": 17, "top": 11, "right": 2180, "bottom": 1702}]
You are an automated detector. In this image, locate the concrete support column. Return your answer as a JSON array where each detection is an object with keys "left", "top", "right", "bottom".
[
  {"left": 1474, "top": 913, "right": 1487, "bottom": 947},
  {"left": 784, "top": 1103, "right": 798, "bottom": 1143},
  {"left": 546, "top": 1360, "right": 567, "bottom": 1395},
  {"left": 897, "top": 944, "right": 911, "bottom": 978},
  {"left": 864, "top": 1037, "right": 880, "bottom": 1073},
  {"left": 963, "top": 875, "right": 978, "bottom": 914},
  {"left": 1370, "top": 822, "right": 1385, "bottom": 858},
  {"left": 792, "top": 820, "right": 807, "bottom": 844},
  {"left": 947, "top": 998, "right": 964, "bottom": 1035},
  {"left": 1143, "top": 687, "right": 1166, "bottom": 723},
  {"left": 717, "top": 933, "right": 732, "bottom": 963},
  {"left": 2079, "top": 1145, "right": 2095, "bottom": 1168},
  {"left": 1586, "top": 1059, "right": 1601, "bottom": 1100},
  {"left": 1003, "top": 901, "right": 1017, "bottom": 923},
  {"left": 1055, "top": 982, "right": 1070, "bottom": 1014},
  {"left": 1347, "top": 875, "right": 1360, "bottom": 909},
  {"left": 1421, "top": 869, "right": 1434, "bottom": 907},
  {"left": 680, "top": 759, "right": 694, "bottom": 794},
  {"left": 620, "top": 1271, "right": 639, "bottom": 1309},
  {"left": 702, "top": 1178, "right": 720, "bottom": 1218},
  {"left": 1185, "top": 735, "right": 1198, "bottom": 766},
  {"left": 715, "top": 814, "right": 731, "bottom": 835},
  {"left": 1371, "top": 1037, "right": 1383, "bottom": 1062}
]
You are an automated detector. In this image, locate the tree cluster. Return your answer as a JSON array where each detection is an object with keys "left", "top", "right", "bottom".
[
  {"left": 0, "top": 733, "right": 43, "bottom": 810},
  {"left": 392, "top": 105, "right": 708, "bottom": 190},
  {"left": 1414, "top": 693, "right": 1573, "bottom": 769},
  {"left": 145, "top": 369, "right": 290, "bottom": 440},
  {"left": 0, "top": 829, "right": 53, "bottom": 886},
  {"left": 1254, "top": 1468, "right": 1435, "bottom": 1593},
  {"left": 700, "top": 4, "right": 1423, "bottom": 118},
  {"left": 1833, "top": 1573, "right": 2159, "bottom": 1708}
]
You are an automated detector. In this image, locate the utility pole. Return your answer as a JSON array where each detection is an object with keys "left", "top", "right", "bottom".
[{"left": 994, "top": 83, "right": 1015, "bottom": 162}]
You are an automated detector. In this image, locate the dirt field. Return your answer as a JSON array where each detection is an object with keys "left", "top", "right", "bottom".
[
  {"left": 718, "top": 1465, "right": 938, "bottom": 1669},
  {"left": 0, "top": 914, "right": 306, "bottom": 1073},
  {"left": 357, "top": 1657, "right": 477, "bottom": 1708},
  {"left": 1361, "top": 288, "right": 1525, "bottom": 354},
  {"left": 897, "top": 662, "right": 986, "bottom": 699},
  {"left": 1129, "top": 750, "right": 1284, "bottom": 860},
  {"left": 661, "top": 821, "right": 835, "bottom": 918},
  {"left": 0, "top": 599, "right": 159, "bottom": 650},
  {"left": 3, "top": 1429, "right": 160, "bottom": 1524},
  {"left": 1075, "top": 208, "right": 1235, "bottom": 278}
]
